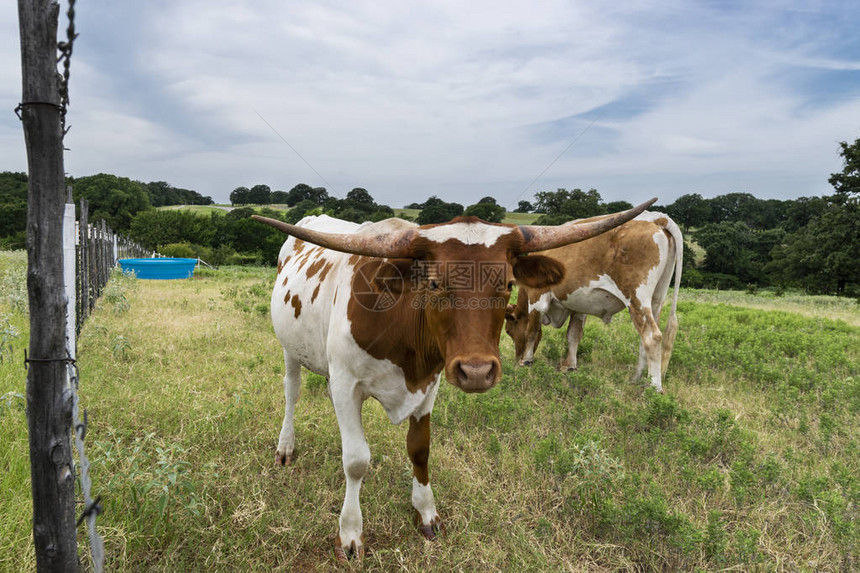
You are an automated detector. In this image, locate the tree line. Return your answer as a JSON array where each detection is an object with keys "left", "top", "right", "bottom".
[
  {"left": 1, "top": 137, "right": 857, "bottom": 294},
  {"left": 0, "top": 172, "right": 213, "bottom": 250}
]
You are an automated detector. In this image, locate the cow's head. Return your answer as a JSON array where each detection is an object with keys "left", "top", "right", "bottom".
[
  {"left": 504, "top": 289, "right": 544, "bottom": 366},
  {"left": 253, "top": 198, "right": 654, "bottom": 393}
]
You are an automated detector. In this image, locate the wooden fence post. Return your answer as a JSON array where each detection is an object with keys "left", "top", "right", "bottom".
[
  {"left": 78, "top": 199, "right": 89, "bottom": 331},
  {"left": 17, "top": 0, "right": 80, "bottom": 570}
]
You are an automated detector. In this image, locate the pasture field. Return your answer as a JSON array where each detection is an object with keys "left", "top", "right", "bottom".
[
  {"left": 157, "top": 204, "right": 291, "bottom": 215},
  {"left": 1, "top": 256, "right": 858, "bottom": 571}
]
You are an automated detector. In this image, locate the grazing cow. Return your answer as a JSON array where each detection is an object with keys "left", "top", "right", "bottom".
[
  {"left": 504, "top": 211, "right": 682, "bottom": 393},
  {"left": 251, "top": 199, "right": 654, "bottom": 560}
]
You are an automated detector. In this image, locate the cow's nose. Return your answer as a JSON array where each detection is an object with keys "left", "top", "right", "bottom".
[{"left": 452, "top": 358, "right": 499, "bottom": 392}]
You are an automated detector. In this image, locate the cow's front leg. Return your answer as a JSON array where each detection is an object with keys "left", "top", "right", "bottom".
[
  {"left": 332, "top": 385, "right": 369, "bottom": 561},
  {"left": 407, "top": 413, "right": 443, "bottom": 540},
  {"left": 560, "top": 313, "right": 585, "bottom": 371}
]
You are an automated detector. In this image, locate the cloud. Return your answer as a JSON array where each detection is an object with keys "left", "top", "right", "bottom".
[{"left": 1, "top": 0, "right": 858, "bottom": 207}]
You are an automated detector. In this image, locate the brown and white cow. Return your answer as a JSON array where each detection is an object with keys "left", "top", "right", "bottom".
[
  {"left": 504, "top": 211, "right": 683, "bottom": 393},
  {"left": 252, "top": 200, "right": 653, "bottom": 560}
]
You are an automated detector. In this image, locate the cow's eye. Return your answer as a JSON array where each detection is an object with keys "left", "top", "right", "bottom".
[
  {"left": 507, "top": 280, "right": 515, "bottom": 291},
  {"left": 428, "top": 279, "right": 439, "bottom": 291}
]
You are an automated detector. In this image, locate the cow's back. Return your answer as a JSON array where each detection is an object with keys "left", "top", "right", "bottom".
[{"left": 535, "top": 212, "right": 677, "bottom": 316}]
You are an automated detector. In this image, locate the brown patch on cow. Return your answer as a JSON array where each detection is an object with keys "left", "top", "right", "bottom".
[
  {"left": 281, "top": 274, "right": 289, "bottom": 288},
  {"left": 291, "top": 294, "right": 302, "bottom": 318},
  {"left": 348, "top": 254, "right": 361, "bottom": 266},
  {"left": 305, "top": 257, "right": 326, "bottom": 279},
  {"left": 532, "top": 219, "right": 662, "bottom": 302},
  {"left": 318, "top": 261, "right": 333, "bottom": 283},
  {"left": 654, "top": 217, "right": 668, "bottom": 227},
  {"left": 407, "top": 414, "right": 431, "bottom": 485},
  {"left": 311, "top": 284, "right": 321, "bottom": 303},
  {"left": 283, "top": 289, "right": 292, "bottom": 305},
  {"left": 277, "top": 258, "right": 285, "bottom": 274}
]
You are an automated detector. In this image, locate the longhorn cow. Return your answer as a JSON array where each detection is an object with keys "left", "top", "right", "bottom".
[
  {"left": 251, "top": 198, "right": 654, "bottom": 559},
  {"left": 504, "top": 211, "right": 683, "bottom": 392}
]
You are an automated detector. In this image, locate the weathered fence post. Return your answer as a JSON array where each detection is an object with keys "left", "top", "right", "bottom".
[
  {"left": 78, "top": 198, "right": 89, "bottom": 331},
  {"left": 17, "top": 0, "right": 80, "bottom": 570}
]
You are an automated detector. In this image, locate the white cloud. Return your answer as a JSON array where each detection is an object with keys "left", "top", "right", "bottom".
[{"left": 1, "top": 0, "right": 858, "bottom": 207}]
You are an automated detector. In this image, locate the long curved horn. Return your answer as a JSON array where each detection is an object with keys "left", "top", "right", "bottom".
[
  {"left": 251, "top": 215, "right": 417, "bottom": 258},
  {"left": 518, "top": 197, "right": 657, "bottom": 253}
]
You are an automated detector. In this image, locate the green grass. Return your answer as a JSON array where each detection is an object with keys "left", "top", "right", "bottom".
[
  {"left": 500, "top": 211, "right": 541, "bottom": 225},
  {"left": 157, "top": 204, "right": 291, "bottom": 215},
  {"left": 1, "top": 258, "right": 858, "bottom": 571}
]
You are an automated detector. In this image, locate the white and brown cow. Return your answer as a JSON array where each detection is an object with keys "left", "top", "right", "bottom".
[
  {"left": 504, "top": 211, "right": 683, "bottom": 393},
  {"left": 251, "top": 200, "right": 654, "bottom": 560}
]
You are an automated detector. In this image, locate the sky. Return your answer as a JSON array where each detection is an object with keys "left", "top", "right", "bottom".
[{"left": 2, "top": 1, "right": 860, "bottom": 209}]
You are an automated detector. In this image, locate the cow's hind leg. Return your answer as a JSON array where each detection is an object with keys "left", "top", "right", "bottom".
[
  {"left": 408, "top": 413, "right": 443, "bottom": 540},
  {"left": 629, "top": 304, "right": 664, "bottom": 393},
  {"left": 332, "top": 383, "right": 370, "bottom": 561},
  {"left": 276, "top": 350, "right": 302, "bottom": 466}
]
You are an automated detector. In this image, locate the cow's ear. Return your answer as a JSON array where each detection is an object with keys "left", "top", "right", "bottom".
[
  {"left": 359, "top": 258, "right": 414, "bottom": 295},
  {"left": 513, "top": 255, "right": 565, "bottom": 289}
]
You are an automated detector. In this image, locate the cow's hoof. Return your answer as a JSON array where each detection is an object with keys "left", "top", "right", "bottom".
[
  {"left": 415, "top": 512, "right": 445, "bottom": 541},
  {"left": 333, "top": 535, "right": 365, "bottom": 562},
  {"left": 521, "top": 360, "right": 533, "bottom": 367},
  {"left": 562, "top": 366, "right": 576, "bottom": 372},
  {"left": 275, "top": 452, "right": 293, "bottom": 466}
]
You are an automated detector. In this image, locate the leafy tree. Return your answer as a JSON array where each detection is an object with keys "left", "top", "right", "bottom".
[
  {"left": 145, "top": 181, "right": 212, "bottom": 207},
  {"left": 0, "top": 172, "right": 28, "bottom": 245},
  {"left": 309, "top": 187, "right": 329, "bottom": 205},
  {"left": 533, "top": 188, "right": 571, "bottom": 214},
  {"left": 514, "top": 200, "right": 534, "bottom": 213},
  {"left": 532, "top": 188, "right": 603, "bottom": 219},
  {"left": 559, "top": 188, "right": 603, "bottom": 219},
  {"left": 285, "top": 199, "right": 320, "bottom": 224},
  {"left": 285, "top": 184, "right": 313, "bottom": 206},
  {"left": 416, "top": 197, "right": 464, "bottom": 225},
  {"left": 828, "top": 139, "right": 860, "bottom": 200},
  {"left": 665, "top": 193, "right": 711, "bottom": 231},
  {"left": 696, "top": 221, "right": 783, "bottom": 285},
  {"left": 464, "top": 201, "right": 506, "bottom": 223},
  {"left": 248, "top": 184, "right": 272, "bottom": 205},
  {"left": 346, "top": 188, "right": 374, "bottom": 205},
  {"left": 769, "top": 136, "right": 860, "bottom": 294},
  {"left": 230, "top": 186, "right": 251, "bottom": 205},
  {"left": 767, "top": 201, "right": 858, "bottom": 294},
  {"left": 270, "top": 190, "right": 290, "bottom": 204},
  {"left": 128, "top": 209, "right": 216, "bottom": 249},
  {"left": 477, "top": 196, "right": 497, "bottom": 205},
  {"left": 783, "top": 196, "right": 828, "bottom": 233},
  {"left": 73, "top": 173, "right": 151, "bottom": 231},
  {"left": 603, "top": 200, "right": 634, "bottom": 214}
]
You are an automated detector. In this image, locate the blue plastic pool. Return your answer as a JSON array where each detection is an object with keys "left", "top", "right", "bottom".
[{"left": 118, "top": 258, "right": 197, "bottom": 280}]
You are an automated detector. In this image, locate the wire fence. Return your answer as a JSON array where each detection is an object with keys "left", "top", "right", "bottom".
[
  {"left": 68, "top": 194, "right": 153, "bottom": 571},
  {"left": 76, "top": 197, "right": 153, "bottom": 335}
]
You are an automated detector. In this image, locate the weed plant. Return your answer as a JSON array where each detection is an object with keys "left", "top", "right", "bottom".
[{"left": 0, "top": 263, "right": 857, "bottom": 571}]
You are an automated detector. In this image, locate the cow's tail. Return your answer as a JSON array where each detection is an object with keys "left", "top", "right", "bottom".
[{"left": 661, "top": 217, "right": 683, "bottom": 375}]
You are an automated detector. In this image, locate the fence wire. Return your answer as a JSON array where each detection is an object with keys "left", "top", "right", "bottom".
[{"left": 68, "top": 360, "right": 104, "bottom": 572}]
